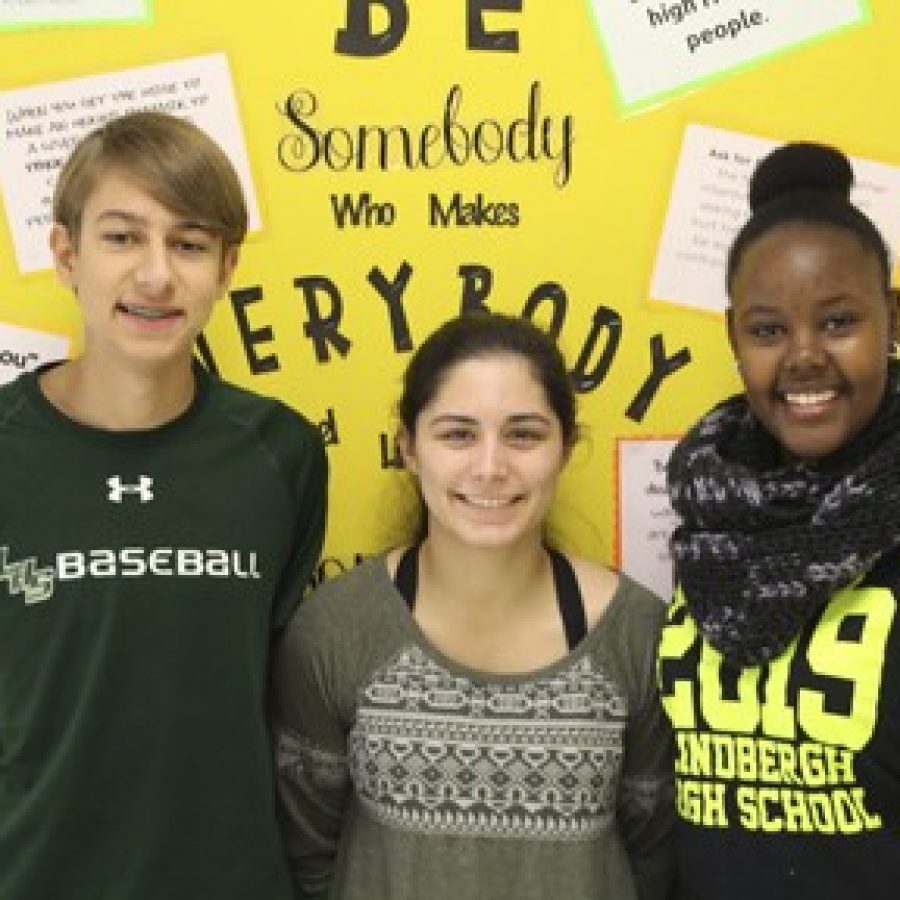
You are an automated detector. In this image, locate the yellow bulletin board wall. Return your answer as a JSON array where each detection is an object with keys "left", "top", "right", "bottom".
[{"left": 1, "top": 1, "right": 898, "bottom": 585}]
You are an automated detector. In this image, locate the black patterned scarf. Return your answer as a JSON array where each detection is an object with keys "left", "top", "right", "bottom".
[{"left": 668, "top": 360, "right": 900, "bottom": 667}]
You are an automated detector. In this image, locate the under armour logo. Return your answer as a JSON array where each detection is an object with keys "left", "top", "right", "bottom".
[{"left": 107, "top": 475, "right": 155, "bottom": 503}]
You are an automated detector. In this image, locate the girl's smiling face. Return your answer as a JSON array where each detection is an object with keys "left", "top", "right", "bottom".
[
  {"left": 729, "top": 222, "right": 896, "bottom": 461},
  {"left": 400, "top": 353, "right": 569, "bottom": 551}
]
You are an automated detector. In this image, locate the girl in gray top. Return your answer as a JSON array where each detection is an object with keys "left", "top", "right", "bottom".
[{"left": 274, "top": 313, "right": 674, "bottom": 900}]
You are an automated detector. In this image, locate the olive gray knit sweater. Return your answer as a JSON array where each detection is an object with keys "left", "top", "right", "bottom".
[{"left": 273, "top": 555, "right": 674, "bottom": 900}]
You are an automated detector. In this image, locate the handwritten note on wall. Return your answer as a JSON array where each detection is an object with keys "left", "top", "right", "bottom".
[
  {"left": 589, "top": 0, "right": 868, "bottom": 111},
  {"left": 0, "top": 53, "right": 259, "bottom": 272},
  {"left": 616, "top": 437, "right": 679, "bottom": 600}
]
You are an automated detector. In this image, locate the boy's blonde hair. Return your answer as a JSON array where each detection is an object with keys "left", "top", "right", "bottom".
[{"left": 53, "top": 111, "right": 247, "bottom": 248}]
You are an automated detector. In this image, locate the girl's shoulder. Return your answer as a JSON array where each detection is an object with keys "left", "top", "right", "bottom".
[
  {"left": 283, "top": 554, "right": 404, "bottom": 654},
  {"left": 565, "top": 555, "right": 620, "bottom": 630},
  {"left": 276, "top": 554, "right": 409, "bottom": 694},
  {"left": 565, "top": 553, "right": 666, "bottom": 637}
]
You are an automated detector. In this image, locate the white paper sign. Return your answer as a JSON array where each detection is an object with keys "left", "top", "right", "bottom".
[
  {"left": 617, "top": 438, "right": 679, "bottom": 600},
  {"left": 0, "top": 0, "right": 147, "bottom": 26},
  {"left": 0, "top": 322, "right": 69, "bottom": 384},
  {"left": 589, "top": 0, "right": 867, "bottom": 110},
  {"left": 650, "top": 123, "right": 900, "bottom": 314},
  {"left": 0, "top": 53, "right": 260, "bottom": 273}
]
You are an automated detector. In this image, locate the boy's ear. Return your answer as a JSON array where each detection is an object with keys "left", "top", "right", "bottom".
[
  {"left": 49, "top": 224, "right": 77, "bottom": 290},
  {"left": 219, "top": 244, "right": 239, "bottom": 288}
]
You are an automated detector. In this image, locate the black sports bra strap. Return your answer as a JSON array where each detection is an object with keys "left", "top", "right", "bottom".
[
  {"left": 549, "top": 549, "right": 587, "bottom": 650},
  {"left": 394, "top": 544, "right": 420, "bottom": 610}
]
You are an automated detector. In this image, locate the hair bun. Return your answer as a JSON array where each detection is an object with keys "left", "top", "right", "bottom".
[{"left": 749, "top": 142, "right": 853, "bottom": 212}]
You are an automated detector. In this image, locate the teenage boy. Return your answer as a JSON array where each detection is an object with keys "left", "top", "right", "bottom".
[{"left": 0, "top": 112, "right": 327, "bottom": 899}]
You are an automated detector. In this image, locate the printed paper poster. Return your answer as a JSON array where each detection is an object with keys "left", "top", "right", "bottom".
[
  {"left": 650, "top": 123, "right": 900, "bottom": 314},
  {"left": 0, "top": 53, "right": 259, "bottom": 272},
  {"left": 616, "top": 437, "right": 679, "bottom": 600},
  {"left": 0, "top": 0, "right": 149, "bottom": 29},
  {"left": 588, "top": 0, "right": 869, "bottom": 111},
  {"left": 0, "top": 321, "right": 69, "bottom": 384}
]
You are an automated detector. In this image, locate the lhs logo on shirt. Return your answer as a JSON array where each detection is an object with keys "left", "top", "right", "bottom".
[
  {"left": 0, "top": 545, "right": 54, "bottom": 605},
  {"left": 107, "top": 476, "right": 154, "bottom": 504}
]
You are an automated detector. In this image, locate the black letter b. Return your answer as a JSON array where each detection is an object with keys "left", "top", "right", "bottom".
[{"left": 336, "top": 0, "right": 408, "bottom": 57}]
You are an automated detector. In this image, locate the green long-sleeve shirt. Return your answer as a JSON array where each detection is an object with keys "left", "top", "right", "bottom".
[{"left": 0, "top": 364, "right": 327, "bottom": 900}]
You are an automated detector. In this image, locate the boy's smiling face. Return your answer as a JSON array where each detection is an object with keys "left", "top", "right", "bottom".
[{"left": 51, "top": 167, "right": 237, "bottom": 373}]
